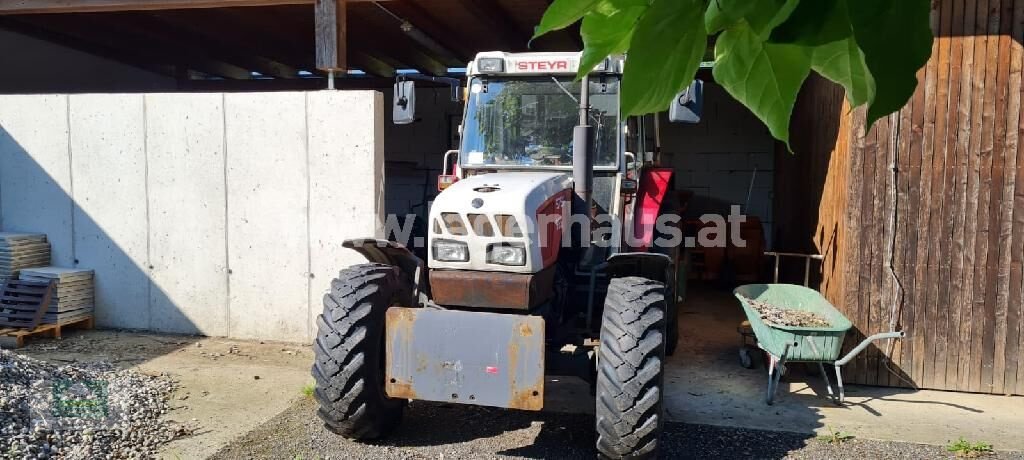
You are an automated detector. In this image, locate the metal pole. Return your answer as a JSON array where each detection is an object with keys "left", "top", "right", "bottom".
[
  {"left": 572, "top": 75, "right": 594, "bottom": 221},
  {"left": 804, "top": 256, "right": 811, "bottom": 287},
  {"left": 328, "top": 70, "right": 335, "bottom": 90},
  {"left": 578, "top": 74, "right": 589, "bottom": 125}
]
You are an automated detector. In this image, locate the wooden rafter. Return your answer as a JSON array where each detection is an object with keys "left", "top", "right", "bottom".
[
  {"left": 348, "top": 21, "right": 447, "bottom": 76},
  {"left": 0, "top": 0, "right": 386, "bottom": 15},
  {"left": 13, "top": 14, "right": 251, "bottom": 79},
  {"left": 146, "top": 11, "right": 300, "bottom": 78},
  {"left": 454, "top": 0, "right": 527, "bottom": 50},
  {"left": 389, "top": 0, "right": 473, "bottom": 62},
  {"left": 0, "top": 17, "right": 177, "bottom": 77},
  {"left": 89, "top": 13, "right": 257, "bottom": 79},
  {"left": 351, "top": 51, "right": 394, "bottom": 77}
]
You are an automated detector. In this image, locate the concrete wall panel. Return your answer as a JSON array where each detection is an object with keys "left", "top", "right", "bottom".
[
  {"left": 145, "top": 93, "right": 228, "bottom": 336},
  {"left": 225, "top": 92, "right": 310, "bottom": 341},
  {"left": 0, "top": 95, "right": 75, "bottom": 266},
  {"left": 69, "top": 94, "right": 150, "bottom": 329},
  {"left": 307, "top": 91, "right": 385, "bottom": 339},
  {"left": 0, "top": 90, "right": 384, "bottom": 342}
]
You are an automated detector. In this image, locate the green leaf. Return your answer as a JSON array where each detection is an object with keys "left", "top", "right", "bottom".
[
  {"left": 621, "top": 0, "right": 707, "bottom": 116},
  {"left": 847, "top": 0, "right": 933, "bottom": 126},
  {"left": 811, "top": 37, "right": 874, "bottom": 107},
  {"left": 706, "top": 0, "right": 799, "bottom": 37},
  {"left": 713, "top": 23, "right": 811, "bottom": 148},
  {"left": 533, "top": 0, "right": 601, "bottom": 38},
  {"left": 576, "top": 1, "right": 650, "bottom": 80},
  {"left": 769, "top": 0, "right": 852, "bottom": 46}
]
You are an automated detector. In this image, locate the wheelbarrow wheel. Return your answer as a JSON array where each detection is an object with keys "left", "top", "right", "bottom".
[
  {"left": 739, "top": 347, "right": 754, "bottom": 369},
  {"left": 312, "top": 263, "right": 413, "bottom": 440},
  {"left": 596, "top": 277, "right": 667, "bottom": 459}
]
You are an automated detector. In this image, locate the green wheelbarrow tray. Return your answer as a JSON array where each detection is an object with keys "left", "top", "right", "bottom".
[{"left": 734, "top": 284, "right": 904, "bottom": 405}]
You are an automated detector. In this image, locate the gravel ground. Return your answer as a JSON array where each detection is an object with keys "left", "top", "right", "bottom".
[
  {"left": 213, "top": 397, "right": 1023, "bottom": 459},
  {"left": 0, "top": 350, "right": 193, "bottom": 459}
]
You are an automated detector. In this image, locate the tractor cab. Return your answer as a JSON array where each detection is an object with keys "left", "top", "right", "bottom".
[{"left": 315, "top": 51, "right": 703, "bottom": 460}]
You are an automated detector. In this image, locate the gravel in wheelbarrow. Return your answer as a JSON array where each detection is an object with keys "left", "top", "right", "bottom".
[{"left": 741, "top": 296, "right": 832, "bottom": 328}]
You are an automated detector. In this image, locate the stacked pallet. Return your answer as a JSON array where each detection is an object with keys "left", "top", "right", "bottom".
[
  {"left": 18, "top": 267, "right": 94, "bottom": 324},
  {"left": 0, "top": 233, "right": 51, "bottom": 284}
]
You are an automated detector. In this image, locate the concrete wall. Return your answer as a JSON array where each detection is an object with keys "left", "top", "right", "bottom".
[
  {"left": 659, "top": 81, "right": 775, "bottom": 247},
  {"left": 0, "top": 91, "right": 384, "bottom": 342},
  {"left": 0, "top": 29, "right": 176, "bottom": 94}
]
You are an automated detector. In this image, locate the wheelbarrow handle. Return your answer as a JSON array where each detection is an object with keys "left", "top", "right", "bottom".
[{"left": 834, "top": 331, "right": 905, "bottom": 366}]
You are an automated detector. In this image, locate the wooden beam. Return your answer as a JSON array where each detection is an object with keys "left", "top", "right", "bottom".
[
  {"left": 315, "top": 0, "right": 346, "bottom": 71},
  {"left": 208, "top": 7, "right": 318, "bottom": 69},
  {"left": 147, "top": 12, "right": 301, "bottom": 78},
  {"left": 351, "top": 51, "right": 394, "bottom": 77},
  {"left": 348, "top": 22, "right": 447, "bottom": 76},
  {"left": 13, "top": 14, "right": 252, "bottom": 79},
  {"left": 0, "top": 0, "right": 386, "bottom": 15},
  {"left": 391, "top": 0, "right": 473, "bottom": 62},
  {"left": 0, "top": 18, "right": 176, "bottom": 77},
  {"left": 177, "top": 75, "right": 451, "bottom": 91},
  {"left": 455, "top": 0, "right": 527, "bottom": 50},
  {"left": 87, "top": 13, "right": 256, "bottom": 79}
]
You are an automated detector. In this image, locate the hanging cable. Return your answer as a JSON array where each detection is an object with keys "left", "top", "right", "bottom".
[{"left": 882, "top": 112, "right": 917, "bottom": 390}]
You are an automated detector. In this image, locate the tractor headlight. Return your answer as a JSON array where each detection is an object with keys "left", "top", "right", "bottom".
[
  {"left": 477, "top": 57, "right": 504, "bottom": 73},
  {"left": 432, "top": 240, "right": 469, "bottom": 262},
  {"left": 487, "top": 243, "right": 526, "bottom": 266}
]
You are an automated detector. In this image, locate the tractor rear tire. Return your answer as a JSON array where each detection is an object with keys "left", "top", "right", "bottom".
[
  {"left": 312, "top": 263, "right": 412, "bottom": 439},
  {"left": 596, "top": 277, "right": 667, "bottom": 459}
]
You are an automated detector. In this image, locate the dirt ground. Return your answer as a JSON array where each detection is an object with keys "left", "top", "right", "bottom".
[
  {"left": 211, "top": 397, "right": 1024, "bottom": 459},
  {"left": 10, "top": 286, "right": 1024, "bottom": 458}
]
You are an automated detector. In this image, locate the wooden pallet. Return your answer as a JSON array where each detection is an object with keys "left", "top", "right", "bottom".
[
  {"left": 0, "top": 315, "right": 94, "bottom": 349},
  {"left": 0, "top": 279, "right": 53, "bottom": 329}
]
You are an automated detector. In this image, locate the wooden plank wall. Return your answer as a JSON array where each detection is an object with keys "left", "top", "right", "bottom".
[
  {"left": 839, "top": 0, "right": 1024, "bottom": 394},
  {"left": 774, "top": 75, "right": 850, "bottom": 310}
]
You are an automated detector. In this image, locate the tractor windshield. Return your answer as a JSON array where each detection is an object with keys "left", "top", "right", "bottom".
[{"left": 460, "top": 76, "right": 620, "bottom": 168}]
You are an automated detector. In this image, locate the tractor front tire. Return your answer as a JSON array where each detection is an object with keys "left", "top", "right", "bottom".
[
  {"left": 596, "top": 277, "right": 667, "bottom": 459},
  {"left": 312, "top": 263, "right": 412, "bottom": 439}
]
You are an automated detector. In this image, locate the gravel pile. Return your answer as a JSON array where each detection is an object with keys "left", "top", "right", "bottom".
[
  {"left": 0, "top": 350, "right": 191, "bottom": 459},
  {"left": 743, "top": 297, "right": 832, "bottom": 328}
]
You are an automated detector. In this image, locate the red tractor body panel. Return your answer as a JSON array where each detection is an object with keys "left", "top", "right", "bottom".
[{"left": 632, "top": 168, "right": 673, "bottom": 252}]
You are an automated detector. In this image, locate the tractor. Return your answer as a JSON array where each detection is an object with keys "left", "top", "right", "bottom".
[{"left": 312, "top": 51, "right": 702, "bottom": 459}]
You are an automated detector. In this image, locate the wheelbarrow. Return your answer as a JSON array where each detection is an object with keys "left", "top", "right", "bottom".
[{"left": 734, "top": 283, "right": 903, "bottom": 405}]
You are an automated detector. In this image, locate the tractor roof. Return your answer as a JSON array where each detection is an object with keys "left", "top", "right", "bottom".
[{"left": 467, "top": 51, "right": 624, "bottom": 77}]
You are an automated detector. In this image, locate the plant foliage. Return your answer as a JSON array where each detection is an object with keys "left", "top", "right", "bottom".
[
  {"left": 947, "top": 437, "right": 995, "bottom": 458},
  {"left": 534, "top": 0, "right": 933, "bottom": 148}
]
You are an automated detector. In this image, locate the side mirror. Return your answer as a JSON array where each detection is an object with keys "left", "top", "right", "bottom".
[
  {"left": 669, "top": 80, "right": 703, "bottom": 124},
  {"left": 393, "top": 80, "right": 416, "bottom": 125}
]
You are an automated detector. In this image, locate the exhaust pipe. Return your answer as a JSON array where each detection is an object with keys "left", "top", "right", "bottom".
[{"left": 572, "top": 75, "right": 594, "bottom": 221}]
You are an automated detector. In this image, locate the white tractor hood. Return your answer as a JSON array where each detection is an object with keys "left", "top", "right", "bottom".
[{"left": 428, "top": 171, "right": 572, "bottom": 273}]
